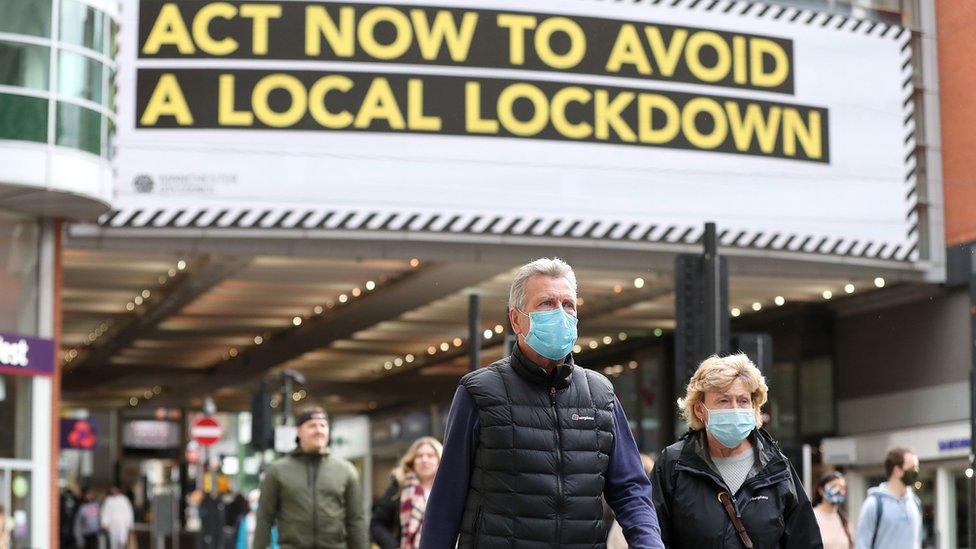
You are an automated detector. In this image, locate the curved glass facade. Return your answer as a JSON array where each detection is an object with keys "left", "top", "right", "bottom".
[{"left": 0, "top": 0, "right": 117, "bottom": 157}]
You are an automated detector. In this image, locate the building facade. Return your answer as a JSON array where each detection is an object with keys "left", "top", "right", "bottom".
[
  {"left": 46, "top": 0, "right": 969, "bottom": 547},
  {"left": 0, "top": 0, "right": 116, "bottom": 545}
]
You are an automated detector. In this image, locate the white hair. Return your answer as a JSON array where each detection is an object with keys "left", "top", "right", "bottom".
[{"left": 508, "top": 258, "right": 578, "bottom": 310}]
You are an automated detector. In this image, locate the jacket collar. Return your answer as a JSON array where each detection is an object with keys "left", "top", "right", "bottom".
[
  {"left": 678, "top": 428, "right": 781, "bottom": 477},
  {"left": 290, "top": 447, "right": 330, "bottom": 459},
  {"left": 510, "top": 342, "right": 574, "bottom": 389}
]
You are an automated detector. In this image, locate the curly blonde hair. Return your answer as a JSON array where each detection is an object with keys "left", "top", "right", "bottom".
[
  {"left": 677, "top": 353, "right": 768, "bottom": 430},
  {"left": 393, "top": 436, "right": 443, "bottom": 485}
]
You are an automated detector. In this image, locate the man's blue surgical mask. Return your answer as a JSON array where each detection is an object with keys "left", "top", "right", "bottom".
[
  {"left": 703, "top": 406, "right": 756, "bottom": 449},
  {"left": 518, "top": 308, "right": 578, "bottom": 361}
]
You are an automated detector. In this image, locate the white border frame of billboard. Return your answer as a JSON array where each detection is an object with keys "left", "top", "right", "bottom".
[{"left": 104, "top": 0, "right": 932, "bottom": 270}]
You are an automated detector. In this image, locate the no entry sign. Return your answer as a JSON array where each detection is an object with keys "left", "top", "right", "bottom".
[{"left": 191, "top": 417, "right": 223, "bottom": 447}]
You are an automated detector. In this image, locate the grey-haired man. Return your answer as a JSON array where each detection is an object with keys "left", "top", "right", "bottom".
[{"left": 420, "top": 258, "right": 664, "bottom": 548}]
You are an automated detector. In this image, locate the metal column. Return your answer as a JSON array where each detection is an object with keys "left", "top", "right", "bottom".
[
  {"left": 702, "top": 222, "right": 722, "bottom": 356},
  {"left": 468, "top": 293, "right": 481, "bottom": 372}
]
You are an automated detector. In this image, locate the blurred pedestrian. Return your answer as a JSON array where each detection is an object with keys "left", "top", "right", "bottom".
[
  {"left": 254, "top": 405, "right": 367, "bottom": 549},
  {"left": 606, "top": 453, "right": 656, "bottom": 549},
  {"left": 651, "top": 354, "right": 822, "bottom": 547},
  {"left": 60, "top": 487, "right": 80, "bottom": 548},
  {"left": 236, "top": 490, "right": 278, "bottom": 549},
  {"left": 813, "top": 471, "right": 853, "bottom": 549},
  {"left": 0, "top": 505, "right": 13, "bottom": 549},
  {"left": 73, "top": 488, "right": 101, "bottom": 549},
  {"left": 371, "top": 436, "right": 443, "bottom": 549},
  {"left": 420, "top": 258, "right": 664, "bottom": 548},
  {"left": 101, "top": 485, "right": 134, "bottom": 549},
  {"left": 854, "top": 447, "right": 922, "bottom": 549}
]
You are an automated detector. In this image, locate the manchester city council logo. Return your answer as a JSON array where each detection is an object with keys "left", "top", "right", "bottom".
[{"left": 133, "top": 174, "right": 154, "bottom": 194}]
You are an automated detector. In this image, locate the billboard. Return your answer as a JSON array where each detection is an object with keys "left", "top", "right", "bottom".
[
  {"left": 122, "top": 419, "right": 181, "bottom": 449},
  {"left": 112, "top": 0, "right": 917, "bottom": 261}
]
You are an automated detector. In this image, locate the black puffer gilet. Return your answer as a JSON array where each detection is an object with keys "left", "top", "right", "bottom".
[{"left": 457, "top": 349, "right": 616, "bottom": 549}]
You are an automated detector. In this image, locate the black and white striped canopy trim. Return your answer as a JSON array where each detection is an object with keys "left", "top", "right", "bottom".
[{"left": 96, "top": 207, "right": 915, "bottom": 261}]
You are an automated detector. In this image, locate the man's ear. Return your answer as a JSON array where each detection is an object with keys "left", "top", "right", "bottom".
[{"left": 509, "top": 308, "right": 524, "bottom": 337}]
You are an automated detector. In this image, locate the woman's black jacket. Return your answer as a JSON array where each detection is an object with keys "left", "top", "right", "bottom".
[
  {"left": 370, "top": 477, "right": 400, "bottom": 549},
  {"left": 651, "top": 428, "right": 823, "bottom": 548}
]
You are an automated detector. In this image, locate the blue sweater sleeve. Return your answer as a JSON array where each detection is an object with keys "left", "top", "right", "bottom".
[
  {"left": 419, "top": 386, "right": 479, "bottom": 549},
  {"left": 604, "top": 396, "right": 665, "bottom": 549}
]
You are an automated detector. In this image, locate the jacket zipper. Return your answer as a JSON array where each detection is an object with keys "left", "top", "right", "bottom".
[
  {"left": 550, "top": 385, "right": 563, "bottom": 549},
  {"left": 311, "top": 457, "right": 320, "bottom": 548}
]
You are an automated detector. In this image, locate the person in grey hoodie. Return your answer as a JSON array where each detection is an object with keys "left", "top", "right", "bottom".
[{"left": 854, "top": 447, "right": 922, "bottom": 549}]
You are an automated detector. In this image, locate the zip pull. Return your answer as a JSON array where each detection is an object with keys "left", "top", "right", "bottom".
[{"left": 549, "top": 385, "right": 557, "bottom": 403}]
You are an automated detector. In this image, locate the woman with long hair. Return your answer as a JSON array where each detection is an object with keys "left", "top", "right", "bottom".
[
  {"left": 371, "top": 436, "right": 443, "bottom": 549},
  {"left": 812, "top": 471, "right": 853, "bottom": 549}
]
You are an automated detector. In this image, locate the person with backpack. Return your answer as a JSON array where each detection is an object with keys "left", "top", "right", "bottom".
[
  {"left": 650, "top": 354, "right": 822, "bottom": 547},
  {"left": 813, "top": 471, "right": 853, "bottom": 549},
  {"left": 854, "top": 447, "right": 922, "bottom": 549}
]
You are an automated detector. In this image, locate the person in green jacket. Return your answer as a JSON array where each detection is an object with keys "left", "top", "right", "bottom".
[{"left": 253, "top": 406, "right": 368, "bottom": 549}]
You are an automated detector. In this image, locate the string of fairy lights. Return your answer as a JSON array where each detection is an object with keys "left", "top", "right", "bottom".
[
  {"left": 372, "top": 273, "right": 893, "bottom": 378},
  {"left": 74, "top": 255, "right": 890, "bottom": 407}
]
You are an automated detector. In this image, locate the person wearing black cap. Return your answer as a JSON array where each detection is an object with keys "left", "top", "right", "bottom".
[{"left": 253, "top": 405, "right": 367, "bottom": 549}]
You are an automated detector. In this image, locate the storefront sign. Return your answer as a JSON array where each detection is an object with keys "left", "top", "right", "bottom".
[
  {"left": 0, "top": 333, "right": 54, "bottom": 377},
  {"left": 60, "top": 419, "right": 99, "bottom": 450},
  {"left": 114, "top": 0, "right": 918, "bottom": 262},
  {"left": 123, "top": 419, "right": 182, "bottom": 449},
  {"left": 938, "top": 437, "right": 970, "bottom": 452},
  {"left": 824, "top": 421, "right": 972, "bottom": 465},
  {"left": 331, "top": 415, "right": 370, "bottom": 460}
]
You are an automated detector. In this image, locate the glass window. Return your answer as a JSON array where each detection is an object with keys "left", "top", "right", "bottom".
[
  {"left": 59, "top": 0, "right": 105, "bottom": 53},
  {"left": 800, "top": 357, "right": 834, "bottom": 435},
  {"left": 768, "top": 361, "right": 797, "bottom": 446},
  {"left": 0, "top": 41, "right": 49, "bottom": 90},
  {"left": 0, "top": 93, "right": 48, "bottom": 144},
  {"left": 0, "top": 0, "right": 51, "bottom": 37},
  {"left": 56, "top": 102, "right": 101, "bottom": 155},
  {"left": 105, "top": 117, "right": 115, "bottom": 158},
  {"left": 110, "top": 19, "right": 119, "bottom": 57},
  {"left": 106, "top": 67, "right": 116, "bottom": 108},
  {"left": 0, "top": 375, "right": 32, "bottom": 459},
  {"left": 953, "top": 470, "right": 972, "bottom": 548},
  {"left": 8, "top": 470, "right": 33, "bottom": 547},
  {"left": 58, "top": 50, "right": 102, "bottom": 103}
]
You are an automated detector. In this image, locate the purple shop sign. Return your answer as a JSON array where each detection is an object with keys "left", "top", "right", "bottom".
[{"left": 0, "top": 332, "right": 55, "bottom": 377}]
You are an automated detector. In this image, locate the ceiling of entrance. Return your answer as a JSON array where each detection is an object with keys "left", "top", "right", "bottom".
[{"left": 60, "top": 246, "right": 903, "bottom": 413}]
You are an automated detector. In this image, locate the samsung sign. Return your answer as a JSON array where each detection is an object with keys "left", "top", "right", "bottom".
[
  {"left": 0, "top": 333, "right": 54, "bottom": 377},
  {"left": 114, "top": 0, "right": 918, "bottom": 262}
]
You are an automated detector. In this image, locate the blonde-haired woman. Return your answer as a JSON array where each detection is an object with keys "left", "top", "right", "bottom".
[
  {"left": 371, "top": 437, "right": 443, "bottom": 549},
  {"left": 650, "top": 354, "right": 822, "bottom": 548}
]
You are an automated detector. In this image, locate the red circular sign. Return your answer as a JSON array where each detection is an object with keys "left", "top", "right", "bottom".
[{"left": 191, "top": 417, "right": 223, "bottom": 447}]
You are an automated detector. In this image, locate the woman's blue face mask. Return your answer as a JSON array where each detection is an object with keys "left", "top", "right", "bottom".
[
  {"left": 517, "top": 307, "right": 578, "bottom": 361},
  {"left": 702, "top": 406, "right": 756, "bottom": 448}
]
